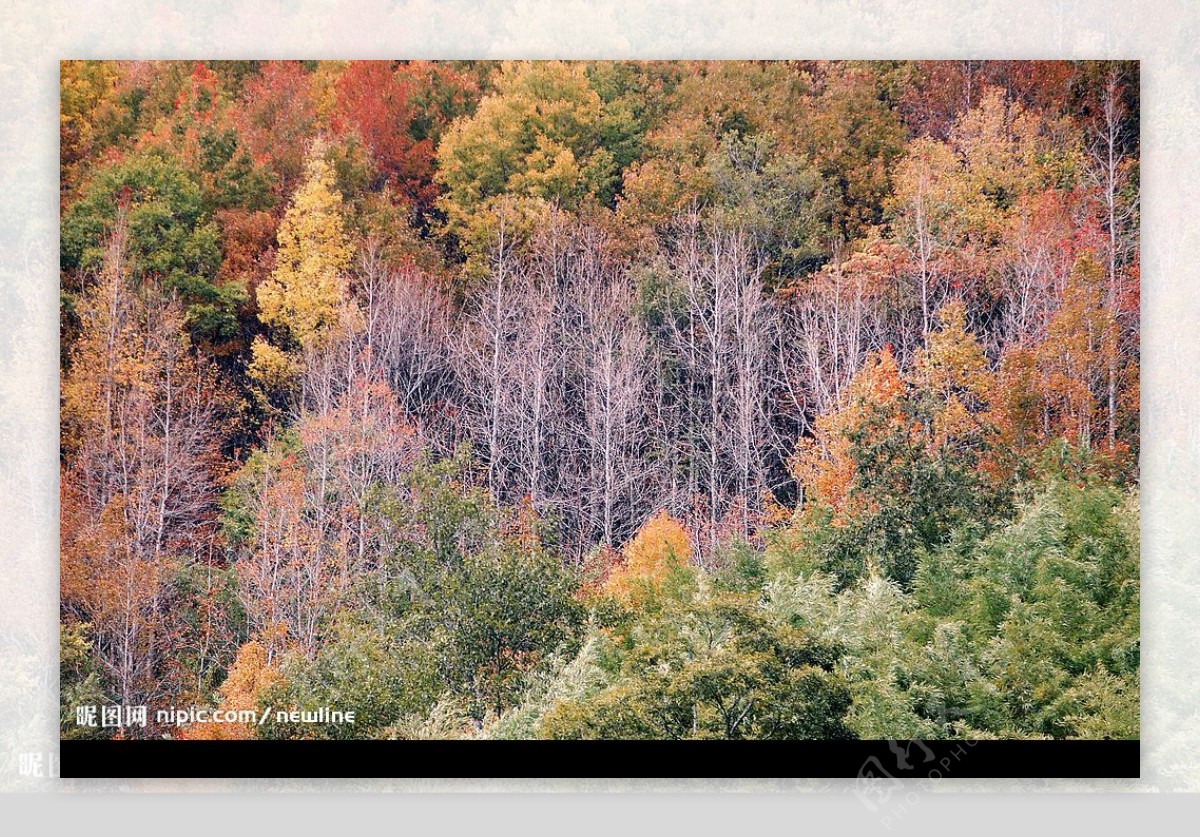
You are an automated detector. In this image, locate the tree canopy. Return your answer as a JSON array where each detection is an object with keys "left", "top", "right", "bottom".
[{"left": 59, "top": 60, "right": 1138, "bottom": 742}]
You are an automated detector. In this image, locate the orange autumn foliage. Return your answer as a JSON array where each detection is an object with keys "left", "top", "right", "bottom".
[
  {"left": 791, "top": 345, "right": 909, "bottom": 523},
  {"left": 1036, "top": 253, "right": 1118, "bottom": 448},
  {"left": 982, "top": 345, "right": 1043, "bottom": 482},
  {"left": 179, "top": 641, "right": 282, "bottom": 740},
  {"left": 985, "top": 253, "right": 1130, "bottom": 479},
  {"left": 603, "top": 511, "right": 692, "bottom": 605}
]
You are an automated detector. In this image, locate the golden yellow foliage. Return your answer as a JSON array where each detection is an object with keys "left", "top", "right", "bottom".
[
  {"left": 246, "top": 335, "right": 302, "bottom": 393},
  {"left": 256, "top": 147, "right": 352, "bottom": 348},
  {"left": 791, "top": 346, "right": 909, "bottom": 523},
  {"left": 435, "top": 61, "right": 611, "bottom": 274},
  {"left": 179, "top": 640, "right": 282, "bottom": 740},
  {"left": 912, "top": 301, "right": 995, "bottom": 450},
  {"left": 1037, "top": 253, "right": 1118, "bottom": 448},
  {"left": 603, "top": 511, "right": 691, "bottom": 604}
]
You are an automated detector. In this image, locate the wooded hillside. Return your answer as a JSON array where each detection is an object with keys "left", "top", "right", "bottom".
[{"left": 60, "top": 60, "right": 1139, "bottom": 740}]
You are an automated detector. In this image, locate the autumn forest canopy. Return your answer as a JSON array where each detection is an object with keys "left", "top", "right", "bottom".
[{"left": 60, "top": 60, "right": 1139, "bottom": 741}]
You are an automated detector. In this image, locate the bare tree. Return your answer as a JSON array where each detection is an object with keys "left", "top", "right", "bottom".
[
  {"left": 357, "top": 241, "right": 458, "bottom": 449},
  {"left": 61, "top": 217, "right": 227, "bottom": 705},
  {"left": 570, "top": 235, "right": 654, "bottom": 548},
  {"left": 1087, "top": 64, "right": 1138, "bottom": 450},
  {"left": 780, "top": 249, "right": 888, "bottom": 424},
  {"left": 664, "top": 216, "right": 776, "bottom": 555},
  {"left": 456, "top": 214, "right": 565, "bottom": 509},
  {"left": 238, "top": 251, "right": 427, "bottom": 659}
]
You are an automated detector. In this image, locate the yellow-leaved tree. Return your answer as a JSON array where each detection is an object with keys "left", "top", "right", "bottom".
[
  {"left": 251, "top": 144, "right": 352, "bottom": 393},
  {"left": 435, "top": 61, "right": 616, "bottom": 278},
  {"left": 603, "top": 510, "right": 691, "bottom": 605},
  {"left": 179, "top": 640, "right": 282, "bottom": 740},
  {"left": 911, "top": 301, "right": 995, "bottom": 454}
]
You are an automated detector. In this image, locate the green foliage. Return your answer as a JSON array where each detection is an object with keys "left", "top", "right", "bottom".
[
  {"left": 260, "top": 613, "right": 444, "bottom": 739},
  {"left": 389, "top": 448, "right": 497, "bottom": 580},
  {"left": 847, "top": 408, "right": 1007, "bottom": 587},
  {"left": 541, "top": 578, "right": 854, "bottom": 740},
  {"left": 169, "top": 560, "right": 246, "bottom": 702},
  {"left": 60, "top": 623, "right": 109, "bottom": 740},
  {"left": 191, "top": 124, "right": 275, "bottom": 213},
  {"left": 793, "top": 409, "right": 1004, "bottom": 592},
  {"left": 583, "top": 61, "right": 664, "bottom": 176},
  {"left": 60, "top": 151, "right": 216, "bottom": 285},
  {"left": 437, "top": 544, "right": 584, "bottom": 717},
  {"left": 712, "top": 538, "right": 767, "bottom": 594},
  {"left": 435, "top": 61, "right": 633, "bottom": 272},
  {"left": 485, "top": 637, "right": 609, "bottom": 739},
  {"left": 705, "top": 132, "right": 830, "bottom": 282},
  {"left": 914, "top": 479, "right": 1137, "bottom": 737},
  {"left": 761, "top": 478, "right": 1138, "bottom": 739},
  {"left": 60, "top": 150, "right": 235, "bottom": 342},
  {"left": 392, "top": 452, "right": 584, "bottom": 717}
]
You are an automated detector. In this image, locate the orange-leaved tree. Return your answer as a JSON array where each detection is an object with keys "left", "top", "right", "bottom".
[
  {"left": 603, "top": 510, "right": 692, "bottom": 605},
  {"left": 790, "top": 344, "right": 909, "bottom": 524},
  {"left": 1036, "top": 252, "right": 1119, "bottom": 454},
  {"left": 178, "top": 640, "right": 282, "bottom": 740}
]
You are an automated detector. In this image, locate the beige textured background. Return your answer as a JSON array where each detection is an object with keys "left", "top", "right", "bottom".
[{"left": 0, "top": 0, "right": 1191, "bottom": 812}]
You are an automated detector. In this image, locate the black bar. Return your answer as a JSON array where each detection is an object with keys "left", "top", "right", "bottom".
[{"left": 60, "top": 739, "right": 1139, "bottom": 779}]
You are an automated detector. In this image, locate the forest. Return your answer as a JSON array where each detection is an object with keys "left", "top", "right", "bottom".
[{"left": 59, "top": 60, "right": 1139, "bottom": 741}]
